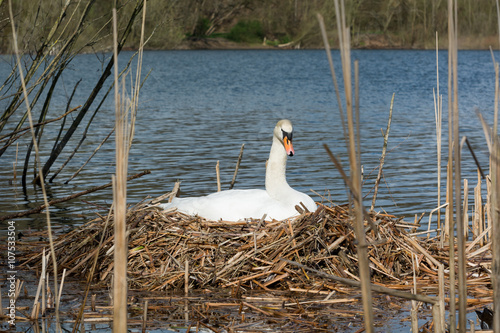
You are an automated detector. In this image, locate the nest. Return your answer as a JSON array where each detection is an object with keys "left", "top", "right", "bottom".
[{"left": 20, "top": 199, "right": 493, "bottom": 305}]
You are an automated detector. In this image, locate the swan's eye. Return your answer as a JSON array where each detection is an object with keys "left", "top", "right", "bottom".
[{"left": 281, "top": 129, "right": 293, "bottom": 141}]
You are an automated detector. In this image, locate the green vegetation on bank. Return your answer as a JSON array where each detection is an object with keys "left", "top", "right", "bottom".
[
  {"left": 1, "top": 0, "right": 499, "bottom": 53},
  {"left": 227, "top": 20, "right": 264, "bottom": 43}
]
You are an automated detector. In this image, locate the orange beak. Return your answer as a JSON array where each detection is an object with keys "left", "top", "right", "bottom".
[{"left": 284, "top": 137, "right": 294, "bottom": 156}]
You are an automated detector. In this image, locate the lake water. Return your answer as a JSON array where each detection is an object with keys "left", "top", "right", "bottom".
[{"left": 0, "top": 49, "right": 497, "bottom": 231}]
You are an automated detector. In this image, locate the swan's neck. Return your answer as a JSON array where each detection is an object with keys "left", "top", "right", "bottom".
[{"left": 265, "top": 136, "right": 291, "bottom": 199}]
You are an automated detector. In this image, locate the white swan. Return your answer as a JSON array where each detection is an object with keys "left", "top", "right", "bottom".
[{"left": 160, "top": 119, "right": 316, "bottom": 221}]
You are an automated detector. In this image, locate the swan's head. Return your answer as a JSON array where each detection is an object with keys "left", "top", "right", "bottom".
[{"left": 274, "top": 119, "right": 294, "bottom": 157}]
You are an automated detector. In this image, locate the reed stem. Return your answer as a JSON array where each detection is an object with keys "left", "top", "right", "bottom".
[
  {"left": 448, "top": 0, "right": 466, "bottom": 329},
  {"left": 185, "top": 259, "right": 189, "bottom": 296},
  {"left": 446, "top": 0, "right": 456, "bottom": 329},
  {"left": 332, "top": 1, "right": 374, "bottom": 331},
  {"left": 370, "top": 93, "right": 395, "bottom": 211},
  {"left": 492, "top": 1, "right": 500, "bottom": 328},
  {"left": 8, "top": 0, "right": 60, "bottom": 328},
  {"left": 434, "top": 31, "right": 443, "bottom": 234},
  {"left": 216, "top": 160, "right": 221, "bottom": 192},
  {"left": 111, "top": 1, "right": 145, "bottom": 330},
  {"left": 112, "top": 7, "right": 128, "bottom": 333},
  {"left": 410, "top": 254, "right": 418, "bottom": 333},
  {"left": 229, "top": 144, "right": 244, "bottom": 190}
]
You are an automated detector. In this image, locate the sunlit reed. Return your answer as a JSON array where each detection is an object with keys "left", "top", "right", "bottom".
[{"left": 8, "top": 0, "right": 61, "bottom": 329}]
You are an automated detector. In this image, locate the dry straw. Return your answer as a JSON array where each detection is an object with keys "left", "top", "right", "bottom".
[
  {"left": 491, "top": 1, "right": 500, "bottom": 330},
  {"left": 434, "top": 31, "right": 443, "bottom": 233},
  {"left": 8, "top": 0, "right": 61, "bottom": 329},
  {"left": 448, "top": 0, "right": 467, "bottom": 329},
  {"left": 318, "top": 0, "right": 375, "bottom": 330},
  {"left": 112, "top": 0, "right": 146, "bottom": 331},
  {"left": 21, "top": 193, "right": 497, "bottom": 331},
  {"left": 112, "top": 6, "right": 128, "bottom": 332}
]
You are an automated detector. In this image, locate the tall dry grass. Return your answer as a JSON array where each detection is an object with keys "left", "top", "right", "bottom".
[
  {"left": 491, "top": 1, "right": 500, "bottom": 329},
  {"left": 319, "top": 0, "right": 448, "bottom": 331},
  {"left": 446, "top": 0, "right": 467, "bottom": 330},
  {"left": 112, "top": 0, "right": 146, "bottom": 331},
  {"left": 7, "top": 0, "right": 61, "bottom": 329}
]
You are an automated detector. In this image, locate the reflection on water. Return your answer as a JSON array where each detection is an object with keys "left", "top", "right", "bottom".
[{"left": 0, "top": 49, "right": 495, "bottom": 230}]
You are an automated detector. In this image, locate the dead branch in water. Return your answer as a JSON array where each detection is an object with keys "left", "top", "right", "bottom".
[
  {"left": 0, "top": 170, "right": 150, "bottom": 221},
  {"left": 0, "top": 105, "right": 81, "bottom": 144},
  {"left": 64, "top": 127, "right": 115, "bottom": 184}
]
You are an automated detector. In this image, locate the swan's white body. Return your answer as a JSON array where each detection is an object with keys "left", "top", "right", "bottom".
[{"left": 160, "top": 119, "right": 316, "bottom": 221}]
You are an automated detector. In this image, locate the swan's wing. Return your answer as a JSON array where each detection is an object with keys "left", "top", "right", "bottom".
[
  {"left": 160, "top": 188, "right": 316, "bottom": 221},
  {"left": 160, "top": 189, "right": 272, "bottom": 221}
]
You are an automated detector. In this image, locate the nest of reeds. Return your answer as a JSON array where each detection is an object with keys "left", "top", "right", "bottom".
[{"left": 20, "top": 198, "right": 493, "bottom": 304}]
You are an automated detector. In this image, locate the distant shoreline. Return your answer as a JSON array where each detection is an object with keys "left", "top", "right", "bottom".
[
  {"left": 170, "top": 34, "right": 500, "bottom": 51},
  {"left": 2, "top": 34, "right": 499, "bottom": 55}
]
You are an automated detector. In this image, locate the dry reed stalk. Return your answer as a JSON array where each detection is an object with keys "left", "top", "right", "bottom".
[
  {"left": 410, "top": 254, "right": 418, "bottom": 333},
  {"left": 486, "top": 175, "right": 492, "bottom": 242},
  {"left": 216, "top": 161, "right": 221, "bottom": 192},
  {"left": 463, "top": 179, "right": 469, "bottom": 240},
  {"left": 31, "top": 249, "right": 47, "bottom": 319},
  {"left": 427, "top": 203, "right": 448, "bottom": 237},
  {"left": 466, "top": 226, "right": 492, "bottom": 253},
  {"left": 447, "top": 0, "right": 467, "bottom": 329},
  {"left": 41, "top": 271, "right": 46, "bottom": 316},
  {"left": 370, "top": 93, "right": 395, "bottom": 211},
  {"left": 472, "top": 192, "right": 482, "bottom": 240},
  {"left": 33, "top": 302, "right": 40, "bottom": 323},
  {"left": 443, "top": 164, "right": 451, "bottom": 245},
  {"left": 403, "top": 235, "right": 445, "bottom": 331},
  {"left": 149, "top": 181, "right": 180, "bottom": 205},
  {"left": 112, "top": 8, "right": 127, "bottom": 333},
  {"left": 492, "top": 35, "right": 500, "bottom": 332},
  {"left": 467, "top": 243, "right": 491, "bottom": 259},
  {"left": 355, "top": 61, "right": 361, "bottom": 166},
  {"left": 185, "top": 259, "right": 189, "bottom": 296},
  {"left": 13, "top": 280, "right": 22, "bottom": 305},
  {"left": 485, "top": 39, "right": 500, "bottom": 331},
  {"left": 112, "top": 2, "right": 145, "bottom": 329},
  {"left": 474, "top": 172, "right": 483, "bottom": 245},
  {"left": 330, "top": 1, "right": 374, "bottom": 330},
  {"left": 8, "top": 0, "right": 60, "bottom": 327},
  {"left": 446, "top": 1, "right": 456, "bottom": 330},
  {"left": 434, "top": 32, "right": 443, "bottom": 235},
  {"left": 57, "top": 269, "right": 66, "bottom": 309},
  {"left": 229, "top": 144, "right": 245, "bottom": 190}
]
